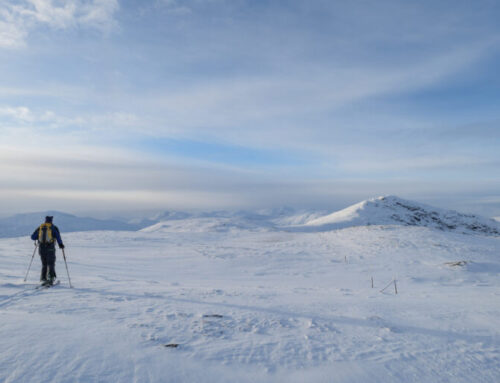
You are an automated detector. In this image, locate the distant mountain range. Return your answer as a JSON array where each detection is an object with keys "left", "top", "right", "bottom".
[
  {"left": 0, "top": 211, "right": 143, "bottom": 239},
  {"left": 1, "top": 197, "right": 499, "bottom": 238}
]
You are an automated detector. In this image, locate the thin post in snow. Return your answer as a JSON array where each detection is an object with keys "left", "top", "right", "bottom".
[
  {"left": 371, "top": 277, "right": 374, "bottom": 288},
  {"left": 394, "top": 279, "right": 398, "bottom": 295},
  {"left": 344, "top": 255, "right": 347, "bottom": 264},
  {"left": 380, "top": 279, "right": 394, "bottom": 293}
]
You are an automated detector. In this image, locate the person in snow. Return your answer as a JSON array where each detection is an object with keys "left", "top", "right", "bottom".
[{"left": 31, "top": 216, "right": 65, "bottom": 285}]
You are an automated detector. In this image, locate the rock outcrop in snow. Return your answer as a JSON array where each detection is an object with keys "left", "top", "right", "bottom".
[{"left": 303, "top": 196, "right": 500, "bottom": 236}]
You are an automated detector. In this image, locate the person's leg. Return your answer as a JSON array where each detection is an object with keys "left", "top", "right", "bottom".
[
  {"left": 46, "top": 249, "right": 56, "bottom": 283},
  {"left": 39, "top": 250, "right": 48, "bottom": 282}
]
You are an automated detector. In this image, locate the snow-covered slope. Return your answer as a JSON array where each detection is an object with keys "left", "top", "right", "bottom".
[
  {"left": 140, "top": 207, "right": 326, "bottom": 234},
  {"left": 1, "top": 199, "right": 499, "bottom": 381},
  {"left": 141, "top": 216, "right": 273, "bottom": 234},
  {"left": 0, "top": 211, "right": 142, "bottom": 238},
  {"left": 304, "top": 196, "right": 500, "bottom": 236},
  {"left": 1, "top": 221, "right": 499, "bottom": 382}
]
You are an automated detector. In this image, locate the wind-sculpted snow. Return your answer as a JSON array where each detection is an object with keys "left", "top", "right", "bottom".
[
  {"left": 1, "top": 221, "right": 499, "bottom": 382},
  {"left": 303, "top": 196, "right": 500, "bottom": 236}
]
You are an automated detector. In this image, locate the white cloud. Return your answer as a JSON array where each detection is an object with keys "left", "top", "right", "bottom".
[
  {"left": 0, "top": 7, "right": 28, "bottom": 47},
  {"left": 77, "top": 0, "right": 120, "bottom": 30},
  {"left": 0, "top": 0, "right": 119, "bottom": 48},
  {"left": 0, "top": 106, "right": 34, "bottom": 122},
  {"left": 0, "top": 104, "right": 142, "bottom": 134},
  {"left": 23, "top": 0, "right": 79, "bottom": 29}
]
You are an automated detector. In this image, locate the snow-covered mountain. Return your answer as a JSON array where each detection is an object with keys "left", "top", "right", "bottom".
[
  {"left": 139, "top": 196, "right": 500, "bottom": 236},
  {"left": 0, "top": 211, "right": 143, "bottom": 239},
  {"left": 302, "top": 196, "right": 500, "bottom": 236}
]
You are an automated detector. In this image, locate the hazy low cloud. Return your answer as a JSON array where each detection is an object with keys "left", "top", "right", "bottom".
[
  {"left": 1, "top": 143, "right": 499, "bottom": 217},
  {"left": 339, "top": 155, "right": 496, "bottom": 173}
]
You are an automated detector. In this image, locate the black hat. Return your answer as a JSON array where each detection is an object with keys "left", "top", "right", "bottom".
[{"left": 45, "top": 216, "right": 53, "bottom": 223}]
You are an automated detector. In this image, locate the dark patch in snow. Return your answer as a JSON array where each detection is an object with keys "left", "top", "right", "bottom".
[{"left": 444, "top": 261, "right": 467, "bottom": 267}]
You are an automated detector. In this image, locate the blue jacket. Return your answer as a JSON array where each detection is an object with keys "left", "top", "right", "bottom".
[{"left": 31, "top": 224, "right": 64, "bottom": 247}]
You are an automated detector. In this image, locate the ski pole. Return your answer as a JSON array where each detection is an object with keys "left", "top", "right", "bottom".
[
  {"left": 61, "top": 248, "right": 73, "bottom": 288},
  {"left": 24, "top": 242, "right": 38, "bottom": 282}
]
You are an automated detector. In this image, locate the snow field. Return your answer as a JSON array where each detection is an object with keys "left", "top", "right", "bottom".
[{"left": 0, "top": 224, "right": 499, "bottom": 382}]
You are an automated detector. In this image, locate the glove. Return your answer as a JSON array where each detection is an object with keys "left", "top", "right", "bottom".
[{"left": 59, "top": 244, "right": 65, "bottom": 249}]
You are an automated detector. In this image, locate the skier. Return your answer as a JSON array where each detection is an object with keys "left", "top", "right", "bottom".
[{"left": 31, "top": 216, "right": 65, "bottom": 285}]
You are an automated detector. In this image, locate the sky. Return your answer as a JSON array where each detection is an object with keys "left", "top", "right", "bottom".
[{"left": 0, "top": 0, "right": 499, "bottom": 218}]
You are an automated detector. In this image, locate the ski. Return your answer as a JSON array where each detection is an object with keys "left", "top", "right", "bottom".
[{"left": 36, "top": 280, "right": 60, "bottom": 290}]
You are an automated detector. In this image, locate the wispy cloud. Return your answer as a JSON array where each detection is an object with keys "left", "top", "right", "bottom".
[
  {"left": 143, "top": 41, "right": 494, "bottom": 146},
  {"left": 0, "top": 105, "right": 34, "bottom": 122},
  {"left": 0, "top": 104, "right": 142, "bottom": 134},
  {"left": 339, "top": 155, "right": 497, "bottom": 174},
  {"left": 1, "top": 0, "right": 499, "bottom": 216},
  {"left": 155, "top": 0, "right": 192, "bottom": 15}
]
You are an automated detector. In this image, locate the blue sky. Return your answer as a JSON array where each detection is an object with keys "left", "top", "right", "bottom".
[{"left": 0, "top": 0, "right": 499, "bottom": 217}]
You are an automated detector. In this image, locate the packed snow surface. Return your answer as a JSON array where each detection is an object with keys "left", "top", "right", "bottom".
[{"left": 1, "top": 197, "right": 499, "bottom": 382}]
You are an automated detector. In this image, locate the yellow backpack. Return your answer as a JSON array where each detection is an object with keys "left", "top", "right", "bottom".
[{"left": 38, "top": 223, "right": 54, "bottom": 244}]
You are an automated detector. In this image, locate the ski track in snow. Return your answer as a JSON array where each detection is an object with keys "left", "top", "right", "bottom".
[{"left": 0, "top": 224, "right": 499, "bottom": 382}]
